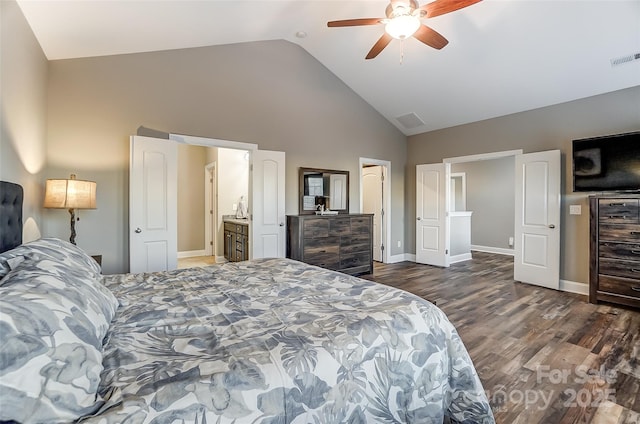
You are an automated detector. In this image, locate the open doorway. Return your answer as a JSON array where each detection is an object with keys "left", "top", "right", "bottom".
[
  {"left": 444, "top": 150, "right": 521, "bottom": 257},
  {"left": 360, "top": 158, "right": 391, "bottom": 264},
  {"left": 177, "top": 145, "right": 249, "bottom": 266}
]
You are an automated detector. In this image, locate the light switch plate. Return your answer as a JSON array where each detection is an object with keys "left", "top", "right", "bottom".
[{"left": 569, "top": 205, "right": 581, "bottom": 215}]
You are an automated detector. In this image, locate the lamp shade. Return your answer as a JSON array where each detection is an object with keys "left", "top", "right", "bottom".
[{"left": 44, "top": 176, "right": 96, "bottom": 209}]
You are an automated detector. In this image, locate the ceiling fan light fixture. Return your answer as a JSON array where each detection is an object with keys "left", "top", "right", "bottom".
[{"left": 385, "top": 15, "right": 420, "bottom": 39}]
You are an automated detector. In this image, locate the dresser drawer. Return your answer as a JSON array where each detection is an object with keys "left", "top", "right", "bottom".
[
  {"left": 303, "top": 237, "right": 339, "bottom": 257},
  {"left": 599, "top": 242, "right": 640, "bottom": 261},
  {"left": 599, "top": 224, "right": 640, "bottom": 242},
  {"left": 351, "top": 217, "right": 372, "bottom": 234},
  {"left": 329, "top": 218, "right": 351, "bottom": 236},
  {"left": 598, "top": 198, "right": 639, "bottom": 224},
  {"left": 340, "top": 241, "right": 371, "bottom": 255},
  {"left": 304, "top": 253, "right": 340, "bottom": 269},
  {"left": 340, "top": 252, "right": 371, "bottom": 269},
  {"left": 598, "top": 275, "right": 640, "bottom": 299},
  {"left": 303, "top": 219, "right": 329, "bottom": 238},
  {"left": 599, "top": 258, "right": 640, "bottom": 280}
]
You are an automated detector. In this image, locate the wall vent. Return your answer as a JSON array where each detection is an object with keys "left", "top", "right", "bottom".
[
  {"left": 396, "top": 112, "right": 425, "bottom": 129},
  {"left": 610, "top": 52, "right": 640, "bottom": 67}
]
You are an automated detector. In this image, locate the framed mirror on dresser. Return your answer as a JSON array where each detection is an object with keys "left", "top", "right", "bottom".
[{"left": 298, "top": 168, "right": 349, "bottom": 215}]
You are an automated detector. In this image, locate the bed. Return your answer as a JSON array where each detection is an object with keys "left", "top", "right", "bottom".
[{"left": 0, "top": 181, "right": 494, "bottom": 424}]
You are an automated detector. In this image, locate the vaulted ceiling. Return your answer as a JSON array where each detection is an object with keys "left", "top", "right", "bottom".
[{"left": 17, "top": 0, "right": 640, "bottom": 135}]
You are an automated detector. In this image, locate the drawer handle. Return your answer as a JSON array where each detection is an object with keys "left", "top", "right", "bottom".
[
  {"left": 632, "top": 250, "right": 640, "bottom": 255},
  {"left": 632, "top": 269, "right": 640, "bottom": 273},
  {"left": 608, "top": 215, "right": 627, "bottom": 219},
  {"left": 608, "top": 203, "right": 626, "bottom": 206},
  {"left": 633, "top": 287, "right": 640, "bottom": 292},
  {"left": 632, "top": 232, "right": 640, "bottom": 236}
]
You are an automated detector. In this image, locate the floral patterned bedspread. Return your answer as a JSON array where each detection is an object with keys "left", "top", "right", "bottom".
[{"left": 87, "top": 258, "right": 494, "bottom": 423}]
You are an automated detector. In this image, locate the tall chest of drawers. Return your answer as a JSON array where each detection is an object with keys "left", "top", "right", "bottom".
[
  {"left": 589, "top": 195, "right": 640, "bottom": 308},
  {"left": 287, "top": 214, "right": 373, "bottom": 276}
]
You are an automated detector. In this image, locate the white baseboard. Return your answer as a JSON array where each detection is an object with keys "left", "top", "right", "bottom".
[
  {"left": 470, "top": 245, "right": 515, "bottom": 256},
  {"left": 177, "top": 249, "right": 206, "bottom": 259},
  {"left": 449, "top": 253, "right": 472, "bottom": 264},
  {"left": 216, "top": 255, "right": 227, "bottom": 263},
  {"left": 388, "top": 253, "right": 415, "bottom": 263},
  {"left": 559, "top": 279, "right": 589, "bottom": 296}
]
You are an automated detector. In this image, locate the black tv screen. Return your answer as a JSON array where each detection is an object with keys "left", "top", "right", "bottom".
[{"left": 572, "top": 131, "right": 640, "bottom": 192}]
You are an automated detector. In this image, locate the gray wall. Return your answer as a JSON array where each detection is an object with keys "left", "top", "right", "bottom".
[
  {"left": 452, "top": 157, "right": 515, "bottom": 250},
  {"left": 407, "top": 86, "right": 640, "bottom": 284},
  {"left": 43, "top": 40, "right": 407, "bottom": 273},
  {"left": 0, "top": 0, "right": 48, "bottom": 242}
]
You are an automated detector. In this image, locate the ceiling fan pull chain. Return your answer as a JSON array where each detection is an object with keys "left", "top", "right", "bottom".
[{"left": 400, "top": 40, "right": 404, "bottom": 65}]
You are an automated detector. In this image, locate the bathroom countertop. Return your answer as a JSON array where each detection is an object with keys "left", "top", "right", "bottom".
[{"left": 223, "top": 216, "right": 250, "bottom": 225}]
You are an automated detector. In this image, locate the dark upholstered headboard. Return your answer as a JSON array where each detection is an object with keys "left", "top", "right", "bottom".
[{"left": 0, "top": 181, "right": 23, "bottom": 253}]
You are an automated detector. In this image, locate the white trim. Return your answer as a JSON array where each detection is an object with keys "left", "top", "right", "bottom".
[
  {"left": 443, "top": 149, "right": 523, "bottom": 164},
  {"left": 359, "top": 157, "right": 392, "bottom": 264},
  {"left": 470, "top": 245, "right": 515, "bottom": 256},
  {"left": 450, "top": 172, "right": 467, "bottom": 211},
  {"left": 449, "top": 253, "right": 472, "bottom": 264},
  {"left": 177, "top": 249, "right": 206, "bottom": 258},
  {"left": 559, "top": 279, "right": 589, "bottom": 295},
  {"left": 389, "top": 253, "right": 415, "bottom": 263},
  {"left": 204, "top": 162, "right": 217, "bottom": 257},
  {"left": 170, "top": 134, "right": 258, "bottom": 151},
  {"left": 215, "top": 255, "right": 227, "bottom": 263}
]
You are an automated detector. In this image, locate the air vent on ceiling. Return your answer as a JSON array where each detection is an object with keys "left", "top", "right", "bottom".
[
  {"left": 396, "top": 112, "right": 425, "bottom": 130},
  {"left": 610, "top": 52, "right": 640, "bottom": 67}
]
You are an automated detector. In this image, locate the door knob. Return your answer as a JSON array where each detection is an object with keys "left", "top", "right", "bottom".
[
  {"left": 548, "top": 224, "right": 556, "bottom": 229},
  {"left": 417, "top": 217, "right": 421, "bottom": 221},
  {"left": 134, "top": 227, "right": 142, "bottom": 233},
  {"left": 279, "top": 223, "right": 284, "bottom": 227}
]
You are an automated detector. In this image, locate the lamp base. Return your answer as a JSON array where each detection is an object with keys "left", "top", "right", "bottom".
[{"left": 69, "top": 208, "right": 77, "bottom": 245}]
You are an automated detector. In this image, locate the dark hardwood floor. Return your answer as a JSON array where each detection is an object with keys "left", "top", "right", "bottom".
[{"left": 363, "top": 252, "right": 640, "bottom": 424}]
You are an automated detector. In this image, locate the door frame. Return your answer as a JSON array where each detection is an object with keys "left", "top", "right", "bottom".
[
  {"left": 204, "top": 161, "right": 217, "bottom": 258},
  {"left": 359, "top": 157, "right": 391, "bottom": 264},
  {"left": 442, "top": 149, "right": 523, "bottom": 255},
  {"left": 169, "top": 134, "right": 257, "bottom": 258}
]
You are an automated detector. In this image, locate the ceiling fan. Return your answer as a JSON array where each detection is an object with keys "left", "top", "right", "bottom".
[{"left": 327, "top": 0, "right": 482, "bottom": 59}]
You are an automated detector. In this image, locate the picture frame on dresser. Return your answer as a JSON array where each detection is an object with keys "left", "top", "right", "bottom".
[{"left": 589, "top": 194, "right": 640, "bottom": 309}]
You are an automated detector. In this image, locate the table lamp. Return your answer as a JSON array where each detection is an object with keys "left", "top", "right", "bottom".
[{"left": 43, "top": 174, "right": 96, "bottom": 245}]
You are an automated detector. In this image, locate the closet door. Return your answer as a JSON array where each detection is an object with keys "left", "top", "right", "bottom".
[
  {"left": 416, "top": 163, "right": 450, "bottom": 267},
  {"left": 514, "top": 150, "right": 560, "bottom": 289},
  {"left": 251, "top": 150, "right": 285, "bottom": 259}
]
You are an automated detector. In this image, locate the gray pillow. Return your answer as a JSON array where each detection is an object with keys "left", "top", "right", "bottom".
[
  {"left": 0, "top": 237, "right": 102, "bottom": 281},
  {"left": 0, "top": 255, "right": 118, "bottom": 422}
]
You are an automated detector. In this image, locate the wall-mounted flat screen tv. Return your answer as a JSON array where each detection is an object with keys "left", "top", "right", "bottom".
[{"left": 572, "top": 131, "right": 640, "bottom": 192}]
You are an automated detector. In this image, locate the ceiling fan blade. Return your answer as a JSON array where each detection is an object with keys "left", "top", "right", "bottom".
[
  {"left": 327, "top": 18, "right": 383, "bottom": 27},
  {"left": 420, "top": 0, "right": 482, "bottom": 19},
  {"left": 413, "top": 24, "right": 449, "bottom": 50},
  {"left": 366, "top": 33, "right": 393, "bottom": 59}
]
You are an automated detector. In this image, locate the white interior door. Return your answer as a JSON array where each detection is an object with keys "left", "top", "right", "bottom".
[
  {"left": 514, "top": 150, "right": 561, "bottom": 289},
  {"left": 251, "top": 150, "right": 285, "bottom": 258},
  {"left": 129, "top": 135, "right": 177, "bottom": 273},
  {"left": 363, "top": 165, "right": 384, "bottom": 262},
  {"left": 416, "top": 163, "right": 450, "bottom": 267}
]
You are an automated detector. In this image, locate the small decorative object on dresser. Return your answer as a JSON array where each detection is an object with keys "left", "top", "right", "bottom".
[
  {"left": 287, "top": 214, "right": 373, "bottom": 276},
  {"left": 589, "top": 194, "right": 640, "bottom": 308}
]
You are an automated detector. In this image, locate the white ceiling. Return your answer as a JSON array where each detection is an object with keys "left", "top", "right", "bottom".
[{"left": 16, "top": 0, "right": 640, "bottom": 135}]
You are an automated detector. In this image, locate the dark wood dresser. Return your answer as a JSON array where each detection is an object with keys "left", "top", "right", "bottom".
[
  {"left": 589, "top": 195, "right": 640, "bottom": 308},
  {"left": 287, "top": 214, "right": 373, "bottom": 276}
]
